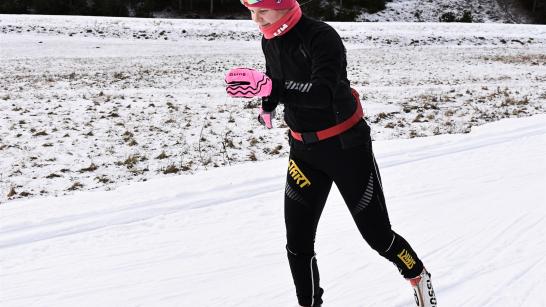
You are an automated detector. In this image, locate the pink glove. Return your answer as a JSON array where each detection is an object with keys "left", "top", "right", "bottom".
[
  {"left": 258, "top": 108, "right": 275, "bottom": 129},
  {"left": 225, "top": 67, "right": 272, "bottom": 98}
]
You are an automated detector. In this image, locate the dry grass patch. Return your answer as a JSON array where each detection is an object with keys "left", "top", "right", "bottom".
[
  {"left": 163, "top": 164, "right": 179, "bottom": 174},
  {"left": 79, "top": 163, "right": 98, "bottom": 173},
  {"left": 67, "top": 182, "right": 84, "bottom": 191},
  {"left": 484, "top": 54, "right": 546, "bottom": 65}
]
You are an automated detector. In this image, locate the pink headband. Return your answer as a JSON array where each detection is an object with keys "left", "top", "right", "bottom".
[{"left": 240, "top": 0, "right": 296, "bottom": 10}]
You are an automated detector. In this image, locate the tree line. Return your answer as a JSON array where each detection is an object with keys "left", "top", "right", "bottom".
[
  {"left": 0, "top": 0, "right": 543, "bottom": 23},
  {"left": 0, "top": 0, "right": 246, "bottom": 18},
  {"left": 0, "top": 0, "right": 387, "bottom": 20}
]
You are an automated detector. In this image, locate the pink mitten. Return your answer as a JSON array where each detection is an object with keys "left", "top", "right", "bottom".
[
  {"left": 225, "top": 67, "right": 272, "bottom": 98},
  {"left": 258, "top": 107, "right": 275, "bottom": 129}
]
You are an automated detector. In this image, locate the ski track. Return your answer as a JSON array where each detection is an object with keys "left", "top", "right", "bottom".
[
  {"left": 379, "top": 121, "right": 546, "bottom": 168},
  {"left": 0, "top": 175, "right": 281, "bottom": 249},
  {"left": 486, "top": 257, "right": 545, "bottom": 305},
  {"left": 432, "top": 196, "right": 546, "bottom": 306}
]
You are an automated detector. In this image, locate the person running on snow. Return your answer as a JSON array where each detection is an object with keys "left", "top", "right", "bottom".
[{"left": 225, "top": 1, "right": 438, "bottom": 306}]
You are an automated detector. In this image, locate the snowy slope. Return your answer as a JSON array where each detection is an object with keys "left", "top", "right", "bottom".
[
  {"left": 1, "top": 115, "right": 545, "bottom": 306},
  {"left": 359, "top": 0, "right": 533, "bottom": 23},
  {"left": 1, "top": 15, "right": 546, "bottom": 202}
]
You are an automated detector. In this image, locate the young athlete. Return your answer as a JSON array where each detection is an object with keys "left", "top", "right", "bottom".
[{"left": 225, "top": 1, "right": 438, "bottom": 306}]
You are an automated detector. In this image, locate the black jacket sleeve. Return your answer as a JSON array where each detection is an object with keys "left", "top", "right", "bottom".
[
  {"left": 280, "top": 27, "right": 345, "bottom": 109},
  {"left": 261, "top": 38, "right": 279, "bottom": 113},
  {"left": 262, "top": 65, "right": 280, "bottom": 112}
]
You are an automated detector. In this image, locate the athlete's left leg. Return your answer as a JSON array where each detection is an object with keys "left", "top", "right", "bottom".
[
  {"left": 332, "top": 142, "right": 438, "bottom": 306},
  {"left": 332, "top": 142, "right": 424, "bottom": 278}
]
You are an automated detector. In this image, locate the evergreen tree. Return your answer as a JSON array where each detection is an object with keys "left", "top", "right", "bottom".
[
  {"left": 515, "top": 0, "right": 545, "bottom": 23},
  {"left": 92, "top": 0, "right": 130, "bottom": 17},
  {"left": 0, "top": 0, "right": 31, "bottom": 14},
  {"left": 302, "top": 0, "right": 386, "bottom": 21},
  {"left": 28, "top": 0, "right": 90, "bottom": 15},
  {"left": 31, "top": 0, "right": 69, "bottom": 14}
]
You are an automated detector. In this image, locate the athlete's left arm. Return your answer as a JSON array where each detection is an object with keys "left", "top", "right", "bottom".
[
  {"left": 261, "top": 37, "right": 280, "bottom": 113},
  {"left": 276, "top": 27, "right": 345, "bottom": 109}
]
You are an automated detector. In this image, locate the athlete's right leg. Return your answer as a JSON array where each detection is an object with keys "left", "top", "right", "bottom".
[{"left": 284, "top": 154, "right": 333, "bottom": 307}]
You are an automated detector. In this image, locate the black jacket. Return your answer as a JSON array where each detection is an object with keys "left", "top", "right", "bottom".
[{"left": 261, "top": 15, "right": 370, "bottom": 149}]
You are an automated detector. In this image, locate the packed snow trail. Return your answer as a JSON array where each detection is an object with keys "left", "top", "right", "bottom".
[{"left": 1, "top": 115, "right": 545, "bottom": 306}]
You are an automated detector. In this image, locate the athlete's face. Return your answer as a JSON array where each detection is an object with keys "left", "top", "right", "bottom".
[{"left": 248, "top": 8, "right": 289, "bottom": 26}]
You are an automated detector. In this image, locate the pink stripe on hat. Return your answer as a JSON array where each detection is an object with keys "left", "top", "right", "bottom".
[{"left": 241, "top": 0, "right": 296, "bottom": 10}]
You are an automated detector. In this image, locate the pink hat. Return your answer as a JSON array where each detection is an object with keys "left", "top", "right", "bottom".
[{"left": 240, "top": 0, "right": 297, "bottom": 10}]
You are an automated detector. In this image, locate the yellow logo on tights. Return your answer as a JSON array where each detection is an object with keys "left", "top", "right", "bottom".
[
  {"left": 288, "top": 159, "right": 311, "bottom": 188},
  {"left": 397, "top": 249, "right": 416, "bottom": 269}
]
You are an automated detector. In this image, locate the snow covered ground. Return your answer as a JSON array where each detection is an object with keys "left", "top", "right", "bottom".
[
  {"left": 1, "top": 15, "right": 545, "bottom": 202},
  {"left": 1, "top": 115, "right": 545, "bottom": 306},
  {"left": 1, "top": 14, "right": 546, "bottom": 306}
]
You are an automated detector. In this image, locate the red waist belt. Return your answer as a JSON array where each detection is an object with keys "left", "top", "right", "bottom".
[{"left": 290, "top": 88, "right": 364, "bottom": 144}]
